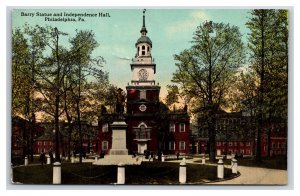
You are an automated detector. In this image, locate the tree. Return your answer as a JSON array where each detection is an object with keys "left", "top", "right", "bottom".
[
  {"left": 12, "top": 27, "right": 44, "bottom": 161},
  {"left": 246, "top": 9, "right": 288, "bottom": 161},
  {"left": 172, "top": 21, "right": 245, "bottom": 161},
  {"left": 165, "top": 85, "right": 180, "bottom": 109},
  {"left": 68, "top": 30, "right": 107, "bottom": 163},
  {"left": 13, "top": 25, "right": 108, "bottom": 163},
  {"left": 154, "top": 102, "right": 171, "bottom": 152}
]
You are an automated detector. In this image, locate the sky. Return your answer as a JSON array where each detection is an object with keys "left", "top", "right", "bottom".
[{"left": 12, "top": 8, "right": 251, "bottom": 99}]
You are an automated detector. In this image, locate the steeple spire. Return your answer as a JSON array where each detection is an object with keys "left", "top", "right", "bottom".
[
  {"left": 143, "top": 9, "right": 146, "bottom": 27},
  {"left": 140, "top": 9, "right": 147, "bottom": 34}
]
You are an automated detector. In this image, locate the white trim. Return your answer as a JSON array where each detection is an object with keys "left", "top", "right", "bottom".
[
  {"left": 138, "top": 122, "right": 147, "bottom": 128},
  {"left": 169, "top": 123, "right": 175, "bottom": 132},
  {"left": 102, "top": 123, "right": 108, "bottom": 132},
  {"left": 179, "top": 123, "right": 185, "bottom": 132},
  {"left": 179, "top": 141, "right": 185, "bottom": 150},
  {"left": 102, "top": 141, "right": 108, "bottom": 150},
  {"left": 169, "top": 141, "right": 175, "bottom": 150}
]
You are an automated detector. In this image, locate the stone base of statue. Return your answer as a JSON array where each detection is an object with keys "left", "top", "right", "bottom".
[
  {"left": 109, "top": 120, "right": 129, "bottom": 155},
  {"left": 93, "top": 118, "right": 141, "bottom": 165}
]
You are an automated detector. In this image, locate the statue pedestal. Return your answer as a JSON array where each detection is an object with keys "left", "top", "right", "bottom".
[
  {"left": 94, "top": 119, "right": 140, "bottom": 165},
  {"left": 109, "top": 121, "right": 128, "bottom": 155}
]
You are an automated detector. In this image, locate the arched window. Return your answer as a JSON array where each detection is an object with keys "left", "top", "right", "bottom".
[
  {"left": 138, "top": 122, "right": 147, "bottom": 128},
  {"left": 142, "top": 45, "right": 146, "bottom": 55}
]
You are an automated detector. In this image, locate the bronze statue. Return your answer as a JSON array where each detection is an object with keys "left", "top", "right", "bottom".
[{"left": 115, "top": 88, "right": 125, "bottom": 115}]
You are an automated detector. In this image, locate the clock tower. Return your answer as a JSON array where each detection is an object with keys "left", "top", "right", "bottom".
[
  {"left": 126, "top": 10, "right": 161, "bottom": 154},
  {"left": 130, "top": 10, "right": 156, "bottom": 86},
  {"left": 98, "top": 10, "right": 191, "bottom": 158}
]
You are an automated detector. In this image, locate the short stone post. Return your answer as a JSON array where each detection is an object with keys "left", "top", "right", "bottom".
[
  {"left": 231, "top": 158, "right": 238, "bottom": 174},
  {"left": 201, "top": 154, "right": 206, "bottom": 164},
  {"left": 95, "top": 156, "right": 98, "bottom": 161},
  {"left": 11, "top": 164, "right": 13, "bottom": 182},
  {"left": 179, "top": 160, "right": 187, "bottom": 184},
  {"left": 24, "top": 156, "right": 28, "bottom": 166},
  {"left": 162, "top": 154, "right": 165, "bottom": 162},
  {"left": 53, "top": 162, "right": 61, "bottom": 184},
  {"left": 71, "top": 156, "right": 75, "bottom": 163},
  {"left": 217, "top": 159, "right": 224, "bottom": 179},
  {"left": 47, "top": 156, "right": 51, "bottom": 164},
  {"left": 117, "top": 162, "right": 125, "bottom": 184}
]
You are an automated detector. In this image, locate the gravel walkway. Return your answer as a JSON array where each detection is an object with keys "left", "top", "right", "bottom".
[
  {"left": 169, "top": 157, "right": 287, "bottom": 185},
  {"left": 210, "top": 165, "right": 287, "bottom": 185}
]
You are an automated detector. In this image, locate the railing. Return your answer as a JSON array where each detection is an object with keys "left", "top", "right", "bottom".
[{"left": 135, "top": 131, "right": 151, "bottom": 140}]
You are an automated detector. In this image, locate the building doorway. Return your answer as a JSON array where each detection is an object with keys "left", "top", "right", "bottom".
[{"left": 138, "top": 142, "right": 147, "bottom": 154}]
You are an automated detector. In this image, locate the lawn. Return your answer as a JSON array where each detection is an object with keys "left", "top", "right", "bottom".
[{"left": 12, "top": 162, "right": 236, "bottom": 185}]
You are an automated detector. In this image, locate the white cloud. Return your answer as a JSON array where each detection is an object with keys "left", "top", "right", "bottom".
[{"left": 165, "top": 11, "right": 210, "bottom": 36}]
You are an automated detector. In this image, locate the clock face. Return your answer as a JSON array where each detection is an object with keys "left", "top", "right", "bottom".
[
  {"left": 138, "top": 69, "right": 149, "bottom": 81},
  {"left": 139, "top": 104, "right": 147, "bottom": 112}
]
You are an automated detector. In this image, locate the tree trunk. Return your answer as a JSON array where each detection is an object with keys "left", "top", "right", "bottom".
[
  {"left": 77, "top": 101, "right": 83, "bottom": 163},
  {"left": 208, "top": 111, "right": 216, "bottom": 162},
  {"left": 77, "top": 63, "right": 83, "bottom": 164},
  {"left": 54, "top": 95, "right": 61, "bottom": 162}
]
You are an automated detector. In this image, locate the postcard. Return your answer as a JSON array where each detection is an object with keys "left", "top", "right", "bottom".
[{"left": 10, "top": 8, "right": 288, "bottom": 185}]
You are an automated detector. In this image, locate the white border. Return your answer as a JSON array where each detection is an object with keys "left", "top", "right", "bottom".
[{"left": 2, "top": 0, "right": 299, "bottom": 195}]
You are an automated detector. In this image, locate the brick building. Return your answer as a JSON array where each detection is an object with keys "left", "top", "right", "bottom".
[
  {"left": 34, "top": 121, "right": 98, "bottom": 156},
  {"left": 98, "top": 11, "right": 190, "bottom": 156},
  {"left": 11, "top": 116, "right": 44, "bottom": 157},
  {"left": 193, "top": 110, "right": 287, "bottom": 157}
]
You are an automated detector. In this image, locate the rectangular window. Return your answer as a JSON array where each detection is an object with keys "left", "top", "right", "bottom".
[
  {"left": 102, "top": 124, "right": 108, "bottom": 132},
  {"left": 44, "top": 141, "right": 46, "bottom": 145},
  {"left": 234, "top": 142, "right": 237, "bottom": 146},
  {"left": 283, "top": 142, "right": 287, "bottom": 148},
  {"left": 229, "top": 142, "right": 233, "bottom": 146},
  {"left": 169, "top": 141, "right": 175, "bottom": 150},
  {"left": 179, "top": 123, "right": 185, "bottom": 132},
  {"left": 102, "top": 141, "right": 108, "bottom": 150},
  {"left": 179, "top": 141, "right": 185, "bottom": 150},
  {"left": 282, "top": 150, "right": 286, "bottom": 155},
  {"left": 169, "top": 123, "right": 175, "bottom": 132},
  {"left": 240, "top": 142, "right": 244, "bottom": 146},
  {"left": 140, "top": 90, "right": 146, "bottom": 99},
  {"left": 246, "top": 142, "right": 251, "bottom": 146}
]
